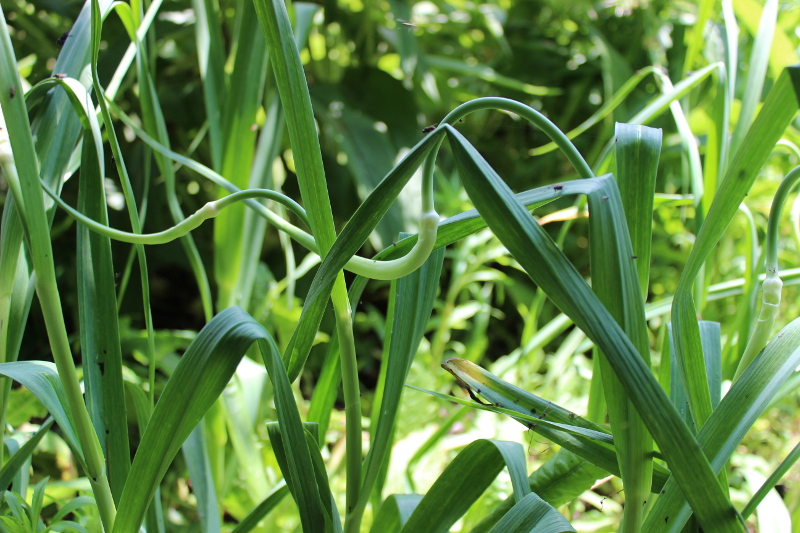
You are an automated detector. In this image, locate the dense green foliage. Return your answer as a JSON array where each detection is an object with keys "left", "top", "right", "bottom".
[{"left": 2, "top": 0, "right": 800, "bottom": 532}]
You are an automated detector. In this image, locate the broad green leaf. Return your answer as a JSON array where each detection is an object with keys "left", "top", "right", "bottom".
[
  {"left": 253, "top": 0, "right": 335, "bottom": 251},
  {"left": 267, "top": 423, "right": 340, "bottom": 532},
  {"left": 33, "top": 73, "right": 134, "bottom": 502},
  {"left": 614, "top": 123, "right": 661, "bottom": 297},
  {"left": 411, "top": 385, "right": 616, "bottom": 446},
  {"left": 90, "top": 0, "right": 159, "bottom": 426},
  {"left": 468, "top": 450, "right": 606, "bottom": 533},
  {"left": 112, "top": 307, "right": 326, "bottom": 533},
  {"left": 433, "top": 361, "right": 670, "bottom": 492},
  {"left": 528, "top": 450, "right": 608, "bottom": 508},
  {"left": 485, "top": 492, "right": 575, "bottom": 533},
  {"left": 398, "top": 439, "right": 530, "bottom": 533},
  {"left": 446, "top": 125, "right": 743, "bottom": 532},
  {"left": 369, "top": 495, "right": 422, "bottom": 533},
  {"left": 252, "top": 0, "right": 360, "bottom": 512},
  {"left": 0, "top": 362, "right": 83, "bottom": 467},
  {"left": 590, "top": 123, "right": 655, "bottom": 531}
]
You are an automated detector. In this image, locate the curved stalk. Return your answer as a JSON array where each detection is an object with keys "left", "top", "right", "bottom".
[
  {"left": 43, "top": 187, "right": 310, "bottom": 244},
  {"left": 733, "top": 165, "right": 800, "bottom": 381},
  {"left": 105, "top": 99, "right": 440, "bottom": 281}
]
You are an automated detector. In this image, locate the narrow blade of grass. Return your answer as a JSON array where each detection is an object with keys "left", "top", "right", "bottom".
[
  {"left": 182, "top": 427, "right": 221, "bottom": 533},
  {"left": 230, "top": 486, "right": 291, "bottom": 533},
  {"left": 729, "top": 0, "right": 778, "bottom": 157},
  {"left": 0, "top": 418, "right": 54, "bottom": 490},
  {"left": 283, "top": 127, "right": 446, "bottom": 380},
  {"left": 589, "top": 125, "right": 655, "bottom": 531},
  {"left": 214, "top": 0, "right": 268, "bottom": 308},
  {"left": 71, "top": 80, "right": 131, "bottom": 500}
]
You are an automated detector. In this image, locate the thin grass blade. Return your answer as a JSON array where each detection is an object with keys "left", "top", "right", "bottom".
[{"left": 0, "top": 418, "right": 54, "bottom": 490}]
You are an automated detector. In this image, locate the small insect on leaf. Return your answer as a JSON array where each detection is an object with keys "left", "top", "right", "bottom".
[
  {"left": 9, "top": 86, "right": 16, "bottom": 99},
  {"left": 422, "top": 124, "right": 438, "bottom": 134},
  {"left": 553, "top": 184, "right": 563, "bottom": 191},
  {"left": 56, "top": 31, "right": 69, "bottom": 47},
  {"left": 53, "top": 73, "right": 67, "bottom": 79},
  {"left": 397, "top": 19, "right": 417, "bottom": 29}
]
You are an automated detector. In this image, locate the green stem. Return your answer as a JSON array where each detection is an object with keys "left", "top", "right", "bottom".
[
  {"left": 105, "top": 99, "right": 439, "bottom": 280},
  {"left": 335, "top": 285, "right": 362, "bottom": 529},
  {"left": 43, "top": 186, "right": 309, "bottom": 244},
  {"left": 733, "top": 165, "right": 800, "bottom": 381},
  {"left": 0, "top": 101, "right": 115, "bottom": 533},
  {"left": 419, "top": 97, "right": 594, "bottom": 218},
  {"left": 439, "top": 97, "right": 595, "bottom": 179}
]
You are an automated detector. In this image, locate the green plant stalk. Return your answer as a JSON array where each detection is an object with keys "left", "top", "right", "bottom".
[
  {"left": 529, "top": 66, "right": 660, "bottom": 156},
  {"left": 106, "top": 100, "right": 438, "bottom": 282},
  {"left": 42, "top": 187, "right": 309, "bottom": 244},
  {"left": 0, "top": 158, "right": 28, "bottom": 470},
  {"left": 0, "top": 16, "right": 115, "bottom": 532},
  {"left": 251, "top": 0, "right": 365, "bottom": 525},
  {"left": 440, "top": 97, "right": 595, "bottom": 179},
  {"left": 733, "top": 165, "right": 800, "bottom": 381}
]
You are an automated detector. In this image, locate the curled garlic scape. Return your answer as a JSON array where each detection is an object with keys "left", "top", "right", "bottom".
[{"left": 733, "top": 165, "right": 800, "bottom": 382}]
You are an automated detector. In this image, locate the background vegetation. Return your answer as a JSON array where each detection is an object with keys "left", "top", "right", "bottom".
[{"left": 2, "top": 0, "right": 800, "bottom": 531}]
